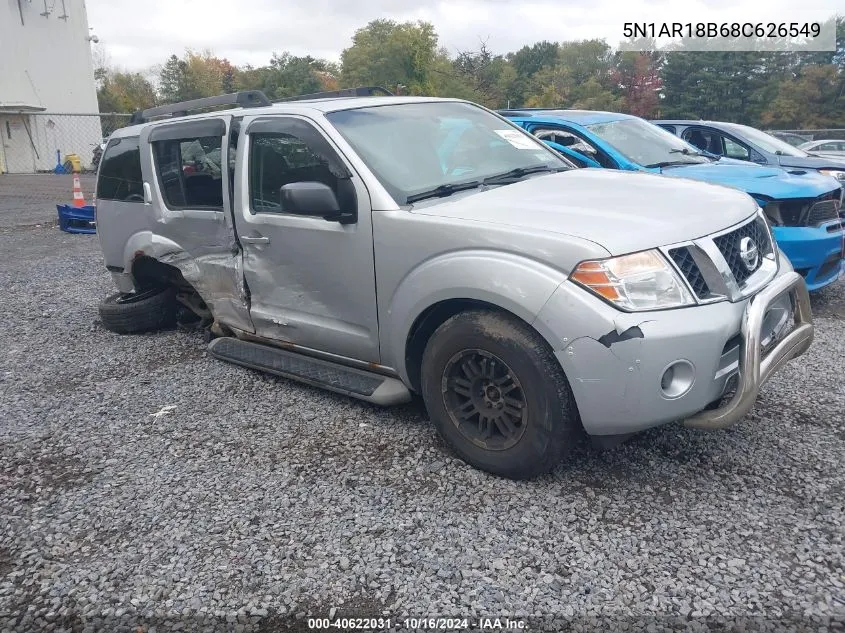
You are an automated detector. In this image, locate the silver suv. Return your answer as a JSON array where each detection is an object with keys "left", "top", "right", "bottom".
[{"left": 94, "top": 88, "right": 814, "bottom": 479}]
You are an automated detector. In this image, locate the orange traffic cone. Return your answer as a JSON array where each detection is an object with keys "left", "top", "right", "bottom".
[{"left": 72, "top": 174, "right": 86, "bottom": 208}]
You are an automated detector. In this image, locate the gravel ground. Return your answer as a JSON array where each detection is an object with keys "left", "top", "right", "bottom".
[
  {"left": 1, "top": 223, "right": 844, "bottom": 633},
  {"left": 0, "top": 174, "right": 96, "bottom": 228}
]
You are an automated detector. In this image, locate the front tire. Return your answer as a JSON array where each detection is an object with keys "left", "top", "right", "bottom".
[
  {"left": 98, "top": 286, "right": 177, "bottom": 334},
  {"left": 420, "top": 310, "right": 578, "bottom": 479}
]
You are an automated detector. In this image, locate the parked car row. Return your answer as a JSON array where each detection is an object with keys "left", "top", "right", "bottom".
[
  {"left": 500, "top": 110, "right": 845, "bottom": 292},
  {"left": 93, "top": 88, "right": 824, "bottom": 479}
]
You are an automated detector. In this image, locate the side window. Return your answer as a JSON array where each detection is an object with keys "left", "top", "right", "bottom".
[
  {"left": 152, "top": 135, "right": 224, "bottom": 209},
  {"left": 684, "top": 128, "right": 724, "bottom": 156},
  {"left": 533, "top": 128, "right": 616, "bottom": 168},
  {"left": 248, "top": 121, "right": 354, "bottom": 215},
  {"left": 96, "top": 136, "right": 143, "bottom": 202},
  {"left": 657, "top": 124, "right": 676, "bottom": 134},
  {"left": 723, "top": 137, "right": 751, "bottom": 161}
]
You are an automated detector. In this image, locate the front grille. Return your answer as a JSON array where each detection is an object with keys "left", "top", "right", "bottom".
[
  {"left": 668, "top": 247, "right": 710, "bottom": 298},
  {"left": 712, "top": 217, "right": 772, "bottom": 285},
  {"left": 808, "top": 199, "right": 840, "bottom": 225},
  {"left": 767, "top": 189, "right": 842, "bottom": 226}
]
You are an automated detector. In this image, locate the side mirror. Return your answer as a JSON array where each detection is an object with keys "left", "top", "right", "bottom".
[
  {"left": 280, "top": 182, "right": 355, "bottom": 224},
  {"left": 542, "top": 140, "right": 601, "bottom": 168}
]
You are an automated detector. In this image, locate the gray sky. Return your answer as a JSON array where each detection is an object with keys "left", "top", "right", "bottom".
[{"left": 87, "top": 0, "right": 842, "bottom": 72}]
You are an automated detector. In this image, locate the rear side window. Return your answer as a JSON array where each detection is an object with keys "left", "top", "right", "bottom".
[
  {"left": 152, "top": 136, "right": 224, "bottom": 209},
  {"left": 96, "top": 137, "right": 143, "bottom": 202}
]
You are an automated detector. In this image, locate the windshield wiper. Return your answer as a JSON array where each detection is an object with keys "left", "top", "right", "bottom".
[
  {"left": 482, "top": 165, "right": 565, "bottom": 186},
  {"left": 669, "top": 148, "right": 708, "bottom": 158},
  {"left": 406, "top": 180, "right": 483, "bottom": 204},
  {"left": 644, "top": 160, "right": 700, "bottom": 169}
]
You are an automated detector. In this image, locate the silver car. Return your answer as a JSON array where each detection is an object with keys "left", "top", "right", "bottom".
[
  {"left": 93, "top": 89, "right": 814, "bottom": 479},
  {"left": 799, "top": 139, "right": 845, "bottom": 158}
]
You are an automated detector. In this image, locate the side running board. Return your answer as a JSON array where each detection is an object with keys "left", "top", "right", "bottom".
[{"left": 207, "top": 337, "right": 412, "bottom": 406}]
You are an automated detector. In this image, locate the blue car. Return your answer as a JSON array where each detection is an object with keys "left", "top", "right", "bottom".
[{"left": 501, "top": 109, "right": 845, "bottom": 291}]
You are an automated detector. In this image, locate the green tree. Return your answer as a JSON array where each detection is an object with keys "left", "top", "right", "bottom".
[
  {"left": 506, "top": 41, "right": 559, "bottom": 105},
  {"left": 96, "top": 69, "right": 156, "bottom": 113},
  {"left": 183, "top": 50, "right": 237, "bottom": 99},
  {"left": 158, "top": 54, "right": 189, "bottom": 103},
  {"left": 341, "top": 19, "right": 439, "bottom": 94},
  {"left": 430, "top": 50, "right": 485, "bottom": 103},
  {"left": 761, "top": 64, "right": 845, "bottom": 128},
  {"left": 660, "top": 46, "right": 796, "bottom": 125},
  {"left": 523, "top": 40, "right": 620, "bottom": 109},
  {"left": 445, "top": 42, "right": 517, "bottom": 107},
  {"left": 262, "top": 53, "right": 337, "bottom": 98},
  {"left": 157, "top": 51, "right": 238, "bottom": 103}
]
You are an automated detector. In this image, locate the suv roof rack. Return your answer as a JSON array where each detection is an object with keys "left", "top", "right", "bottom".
[
  {"left": 129, "top": 90, "right": 272, "bottom": 125},
  {"left": 274, "top": 86, "right": 394, "bottom": 102},
  {"left": 128, "top": 86, "right": 395, "bottom": 126}
]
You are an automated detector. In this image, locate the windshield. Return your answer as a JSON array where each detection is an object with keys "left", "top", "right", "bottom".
[
  {"left": 721, "top": 123, "right": 808, "bottom": 157},
  {"left": 585, "top": 117, "right": 711, "bottom": 167},
  {"left": 326, "top": 102, "right": 569, "bottom": 204}
]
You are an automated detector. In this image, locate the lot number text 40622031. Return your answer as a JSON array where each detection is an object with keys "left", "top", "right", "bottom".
[{"left": 623, "top": 22, "right": 822, "bottom": 39}]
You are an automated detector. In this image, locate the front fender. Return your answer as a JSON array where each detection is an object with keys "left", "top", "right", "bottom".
[{"left": 382, "top": 250, "right": 569, "bottom": 382}]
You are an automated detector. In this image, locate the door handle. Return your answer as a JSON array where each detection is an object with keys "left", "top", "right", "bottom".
[{"left": 240, "top": 235, "right": 270, "bottom": 245}]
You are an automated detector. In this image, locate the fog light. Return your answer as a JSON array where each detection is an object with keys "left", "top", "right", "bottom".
[{"left": 659, "top": 360, "right": 695, "bottom": 399}]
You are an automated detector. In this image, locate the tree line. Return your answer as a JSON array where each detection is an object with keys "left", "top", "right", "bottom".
[{"left": 95, "top": 18, "right": 845, "bottom": 129}]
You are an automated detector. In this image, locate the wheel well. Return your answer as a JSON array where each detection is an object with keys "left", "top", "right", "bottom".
[
  {"left": 405, "top": 299, "right": 526, "bottom": 392},
  {"left": 131, "top": 256, "right": 185, "bottom": 290},
  {"left": 130, "top": 256, "right": 210, "bottom": 320}
]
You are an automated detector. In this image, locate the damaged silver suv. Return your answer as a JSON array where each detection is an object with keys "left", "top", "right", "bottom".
[{"left": 95, "top": 87, "right": 814, "bottom": 479}]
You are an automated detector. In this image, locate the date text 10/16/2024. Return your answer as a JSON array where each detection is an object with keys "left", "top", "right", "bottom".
[{"left": 307, "top": 617, "right": 527, "bottom": 630}]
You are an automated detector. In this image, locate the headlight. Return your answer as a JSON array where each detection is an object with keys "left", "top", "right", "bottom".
[
  {"left": 570, "top": 249, "right": 695, "bottom": 311},
  {"left": 819, "top": 169, "right": 845, "bottom": 181}
]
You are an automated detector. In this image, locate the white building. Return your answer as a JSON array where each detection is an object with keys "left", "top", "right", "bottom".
[{"left": 0, "top": 0, "right": 101, "bottom": 173}]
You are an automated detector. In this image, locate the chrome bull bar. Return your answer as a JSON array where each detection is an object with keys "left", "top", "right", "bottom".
[{"left": 684, "top": 271, "right": 814, "bottom": 430}]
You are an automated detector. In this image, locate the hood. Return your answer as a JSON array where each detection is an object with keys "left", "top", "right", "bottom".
[
  {"left": 411, "top": 169, "right": 757, "bottom": 256},
  {"left": 657, "top": 161, "right": 840, "bottom": 200},
  {"left": 775, "top": 154, "right": 845, "bottom": 171}
]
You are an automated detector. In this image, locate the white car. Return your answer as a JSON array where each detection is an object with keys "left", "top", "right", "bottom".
[{"left": 798, "top": 139, "right": 845, "bottom": 158}]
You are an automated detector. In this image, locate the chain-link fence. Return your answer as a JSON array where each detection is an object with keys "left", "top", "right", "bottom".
[
  {"left": 0, "top": 112, "right": 132, "bottom": 175},
  {"left": 767, "top": 129, "right": 845, "bottom": 143},
  {"left": 0, "top": 113, "right": 131, "bottom": 228}
]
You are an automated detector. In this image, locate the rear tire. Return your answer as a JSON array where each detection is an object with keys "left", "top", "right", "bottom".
[
  {"left": 420, "top": 309, "right": 578, "bottom": 480},
  {"left": 98, "top": 286, "right": 178, "bottom": 334}
]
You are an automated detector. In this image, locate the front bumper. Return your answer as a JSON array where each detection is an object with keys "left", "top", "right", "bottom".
[
  {"left": 533, "top": 269, "right": 814, "bottom": 436},
  {"left": 683, "top": 270, "right": 813, "bottom": 429},
  {"left": 773, "top": 222, "right": 844, "bottom": 291}
]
